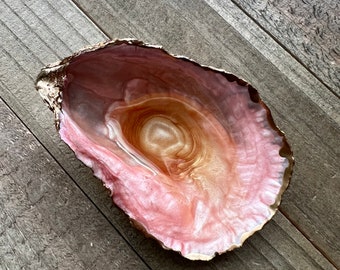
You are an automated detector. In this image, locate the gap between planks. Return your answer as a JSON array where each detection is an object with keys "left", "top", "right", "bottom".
[{"left": 279, "top": 208, "right": 338, "bottom": 269}]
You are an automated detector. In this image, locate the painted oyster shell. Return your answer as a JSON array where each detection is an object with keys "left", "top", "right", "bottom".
[{"left": 36, "top": 39, "right": 294, "bottom": 260}]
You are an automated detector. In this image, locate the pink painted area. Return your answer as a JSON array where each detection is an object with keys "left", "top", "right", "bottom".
[{"left": 58, "top": 42, "right": 290, "bottom": 259}]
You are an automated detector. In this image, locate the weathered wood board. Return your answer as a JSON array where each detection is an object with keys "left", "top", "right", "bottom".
[
  {"left": 0, "top": 0, "right": 339, "bottom": 269},
  {"left": 232, "top": 0, "right": 340, "bottom": 94}
]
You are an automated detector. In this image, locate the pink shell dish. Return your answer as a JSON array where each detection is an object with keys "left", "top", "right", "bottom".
[{"left": 36, "top": 39, "right": 294, "bottom": 260}]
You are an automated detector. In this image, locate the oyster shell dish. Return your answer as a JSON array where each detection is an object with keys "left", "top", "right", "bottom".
[{"left": 36, "top": 39, "right": 294, "bottom": 261}]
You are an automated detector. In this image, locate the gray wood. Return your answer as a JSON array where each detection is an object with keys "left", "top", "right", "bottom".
[
  {"left": 0, "top": 0, "right": 338, "bottom": 269},
  {"left": 231, "top": 0, "right": 340, "bottom": 94},
  {"left": 0, "top": 99, "right": 149, "bottom": 269},
  {"left": 72, "top": 0, "right": 340, "bottom": 267}
]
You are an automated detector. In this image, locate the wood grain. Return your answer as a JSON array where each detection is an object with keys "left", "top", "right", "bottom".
[
  {"left": 231, "top": 0, "right": 340, "bottom": 94},
  {"left": 0, "top": 0, "right": 338, "bottom": 269},
  {"left": 72, "top": 0, "right": 340, "bottom": 266}
]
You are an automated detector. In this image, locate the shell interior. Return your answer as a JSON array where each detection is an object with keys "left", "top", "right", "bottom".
[{"left": 36, "top": 40, "right": 294, "bottom": 260}]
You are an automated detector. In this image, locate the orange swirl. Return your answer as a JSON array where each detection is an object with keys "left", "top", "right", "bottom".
[{"left": 109, "top": 97, "right": 209, "bottom": 180}]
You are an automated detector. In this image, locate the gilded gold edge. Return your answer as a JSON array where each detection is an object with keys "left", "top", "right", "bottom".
[
  {"left": 35, "top": 61, "right": 69, "bottom": 130},
  {"left": 257, "top": 97, "right": 295, "bottom": 213}
]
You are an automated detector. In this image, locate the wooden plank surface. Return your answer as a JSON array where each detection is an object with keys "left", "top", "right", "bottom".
[
  {"left": 231, "top": 0, "right": 340, "bottom": 94},
  {"left": 0, "top": 0, "right": 339, "bottom": 269}
]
